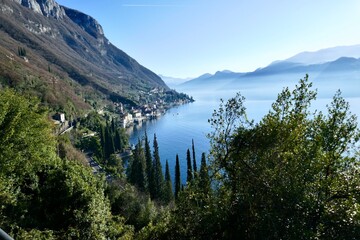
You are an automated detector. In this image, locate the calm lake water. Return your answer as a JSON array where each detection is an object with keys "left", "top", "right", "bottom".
[{"left": 129, "top": 72, "right": 360, "bottom": 184}]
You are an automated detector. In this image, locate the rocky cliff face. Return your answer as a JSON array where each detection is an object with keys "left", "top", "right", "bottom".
[
  {"left": 17, "top": 0, "right": 103, "bottom": 38},
  {"left": 17, "top": 0, "right": 65, "bottom": 19},
  {"left": 63, "top": 7, "right": 104, "bottom": 38}
]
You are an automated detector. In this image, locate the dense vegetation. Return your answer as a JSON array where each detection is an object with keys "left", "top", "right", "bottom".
[
  {"left": 1, "top": 75, "right": 360, "bottom": 239},
  {"left": 161, "top": 75, "right": 360, "bottom": 239}
]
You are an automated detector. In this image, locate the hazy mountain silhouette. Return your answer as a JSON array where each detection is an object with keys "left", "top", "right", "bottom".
[{"left": 179, "top": 45, "right": 360, "bottom": 90}]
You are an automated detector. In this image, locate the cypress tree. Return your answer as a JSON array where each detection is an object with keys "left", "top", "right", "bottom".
[
  {"left": 186, "top": 148, "right": 193, "bottom": 182},
  {"left": 129, "top": 139, "right": 147, "bottom": 192},
  {"left": 163, "top": 160, "right": 174, "bottom": 204},
  {"left": 128, "top": 140, "right": 138, "bottom": 185},
  {"left": 192, "top": 139, "right": 197, "bottom": 174},
  {"left": 144, "top": 131, "right": 154, "bottom": 194},
  {"left": 175, "top": 154, "right": 181, "bottom": 199},
  {"left": 111, "top": 118, "right": 116, "bottom": 133},
  {"left": 152, "top": 134, "right": 164, "bottom": 200},
  {"left": 114, "top": 129, "right": 122, "bottom": 152},
  {"left": 199, "top": 152, "right": 210, "bottom": 195},
  {"left": 104, "top": 123, "right": 115, "bottom": 159},
  {"left": 99, "top": 125, "right": 106, "bottom": 161}
]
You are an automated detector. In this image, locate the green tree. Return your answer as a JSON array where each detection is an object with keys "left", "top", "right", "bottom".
[
  {"left": 169, "top": 75, "right": 360, "bottom": 239},
  {"left": 175, "top": 154, "right": 181, "bottom": 200},
  {"left": 18, "top": 46, "right": 26, "bottom": 57},
  {"left": 107, "top": 153, "right": 125, "bottom": 179},
  {"left": 0, "top": 89, "right": 58, "bottom": 234},
  {"left": 207, "top": 75, "right": 360, "bottom": 239},
  {"left": 27, "top": 160, "right": 114, "bottom": 239},
  {"left": 186, "top": 148, "right": 193, "bottom": 182},
  {"left": 0, "top": 89, "right": 57, "bottom": 177},
  {"left": 104, "top": 122, "right": 115, "bottom": 159},
  {"left": 106, "top": 180, "right": 159, "bottom": 233},
  {"left": 78, "top": 135, "right": 103, "bottom": 159},
  {"left": 151, "top": 134, "right": 164, "bottom": 201},
  {"left": 99, "top": 124, "right": 106, "bottom": 160},
  {"left": 0, "top": 89, "right": 131, "bottom": 239},
  {"left": 144, "top": 131, "right": 154, "bottom": 194},
  {"left": 192, "top": 139, "right": 197, "bottom": 174},
  {"left": 80, "top": 111, "right": 103, "bottom": 132},
  {"left": 111, "top": 117, "right": 116, "bottom": 133},
  {"left": 114, "top": 128, "right": 127, "bottom": 152},
  {"left": 129, "top": 139, "right": 147, "bottom": 192},
  {"left": 163, "top": 160, "right": 174, "bottom": 204},
  {"left": 198, "top": 152, "right": 210, "bottom": 195}
]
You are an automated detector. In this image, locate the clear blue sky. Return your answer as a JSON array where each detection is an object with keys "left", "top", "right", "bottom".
[{"left": 56, "top": 0, "right": 360, "bottom": 78}]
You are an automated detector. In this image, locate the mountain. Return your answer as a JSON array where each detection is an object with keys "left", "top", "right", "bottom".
[
  {"left": 248, "top": 56, "right": 360, "bottom": 77},
  {"left": 159, "top": 74, "right": 191, "bottom": 88},
  {"left": 179, "top": 45, "right": 360, "bottom": 90},
  {"left": 0, "top": 0, "right": 169, "bottom": 115},
  {"left": 180, "top": 70, "right": 245, "bottom": 88},
  {"left": 285, "top": 45, "right": 360, "bottom": 65}
]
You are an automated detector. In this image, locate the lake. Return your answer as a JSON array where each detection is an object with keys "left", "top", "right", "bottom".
[{"left": 129, "top": 72, "right": 360, "bottom": 185}]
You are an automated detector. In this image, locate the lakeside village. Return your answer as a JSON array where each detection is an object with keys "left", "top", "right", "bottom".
[
  {"left": 53, "top": 87, "right": 194, "bottom": 137},
  {"left": 51, "top": 88, "right": 194, "bottom": 175},
  {"left": 108, "top": 88, "right": 194, "bottom": 128}
]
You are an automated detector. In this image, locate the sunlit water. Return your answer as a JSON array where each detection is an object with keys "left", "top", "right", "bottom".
[{"left": 129, "top": 72, "right": 360, "bottom": 184}]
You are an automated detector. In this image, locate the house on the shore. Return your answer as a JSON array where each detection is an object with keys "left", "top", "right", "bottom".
[{"left": 120, "top": 113, "right": 133, "bottom": 128}]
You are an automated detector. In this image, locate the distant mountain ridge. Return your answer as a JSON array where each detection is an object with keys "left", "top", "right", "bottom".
[
  {"left": 285, "top": 44, "right": 360, "bottom": 65},
  {"left": 182, "top": 70, "right": 245, "bottom": 86},
  {"left": 0, "top": 0, "right": 168, "bottom": 111},
  {"left": 159, "top": 74, "right": 191, "bottom": 88},
  {"left": 180, "top": 44, "right": 360, "bottom": 88}
]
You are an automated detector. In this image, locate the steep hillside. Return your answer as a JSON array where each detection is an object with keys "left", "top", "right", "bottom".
[{"left": 0, "top": 0, "right": 170, "bottom": 115}]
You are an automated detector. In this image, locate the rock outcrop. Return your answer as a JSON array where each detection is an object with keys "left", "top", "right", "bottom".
[
  {"left": 63, "top": 7, "right": 104, "bottom": 38},
  {"left": 18, "top": 0, "right": 65, "bottom": 19}
]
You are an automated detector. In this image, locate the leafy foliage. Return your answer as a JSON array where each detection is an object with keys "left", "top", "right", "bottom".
[
  {"left": 0, "top": 89, "right": 132, "bottom": 239},
  {"left": 3, "top": 75, "right": 359, "bottom": 239},
  {"left": 168, "top": 75, "right": 360, "bottom": 239}
]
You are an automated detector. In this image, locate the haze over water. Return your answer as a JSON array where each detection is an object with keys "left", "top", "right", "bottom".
[{"left": 129, "top": 72, "right": 360, "bottom": 184}]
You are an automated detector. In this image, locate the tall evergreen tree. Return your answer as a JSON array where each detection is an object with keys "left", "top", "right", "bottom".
[
  {"left": 99, "top": 124, "right": 106, "bottom": 160},
  {"left": 186, "top": 148, "right": 193, "bottom": 182},
  {"left": 129, "top": 139, "right": 146, "bottom": 192},
  {"left": 199, "top": 152, "right": 210, "bottom": 195},
  {"left": 104, "top": 123, "right": 115, "bottom": 159},
  {"left": 114, "top": 129, "right": 122, "bottom": 152},
  {"left": 192, "top": 139, "right": 197, "bottom": 174},
  {"left": 175, "top": 154, "right": 181, "bottom": 199},
  {"left": 111, "top": 118, "right": 116, "bottom": 133},
  {"left": 114, "top": 128, "right": 127, "bottom": 152},
  {"left": 163, "top": 160, "right": 174, "bottom": 204},
  {"left": 144, "top": 131, "right": 154, "bottom": 194},
  {"left": 152, "top": 134, "right": 164, "bottom": 200}
]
